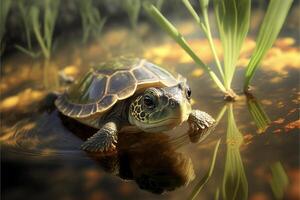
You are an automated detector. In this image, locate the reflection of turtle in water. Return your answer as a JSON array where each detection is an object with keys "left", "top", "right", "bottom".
[
  {"left": 55, "top": 57, "right": 215, "bottom": 152},
  {"left": 88, "top": 131, "right": 196, "bottom": 194}
]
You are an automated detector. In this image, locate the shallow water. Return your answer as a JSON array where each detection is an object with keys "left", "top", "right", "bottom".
[{"left": 1, "top": 17, "right": 300, "bottom": 200}]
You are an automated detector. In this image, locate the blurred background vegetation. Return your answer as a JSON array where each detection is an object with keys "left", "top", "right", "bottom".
[{"left": 1, "top": 0, "right": 298, "bottom": 57}]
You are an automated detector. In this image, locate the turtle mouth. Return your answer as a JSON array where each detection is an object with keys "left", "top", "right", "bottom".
[{"left": 142, "top": 117, "right": 183, "bottom": 133}]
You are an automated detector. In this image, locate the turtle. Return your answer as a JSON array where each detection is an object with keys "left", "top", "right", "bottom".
[{"left": 55, "top": 57, "right": 215, "bottom": 153}]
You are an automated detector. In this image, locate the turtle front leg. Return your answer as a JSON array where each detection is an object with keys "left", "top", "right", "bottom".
[
  {"left": 81, "top": 121, "right": 119, "bottom": 152},
  {"left": 187, "top": 110, "right": 215, "bottom": 143}
]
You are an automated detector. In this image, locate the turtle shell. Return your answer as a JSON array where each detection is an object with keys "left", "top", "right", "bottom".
[{"left": 55, "top": 57, "right": 178, "bottom": 118}]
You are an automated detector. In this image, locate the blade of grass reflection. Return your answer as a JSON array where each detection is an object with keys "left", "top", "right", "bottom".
[
  {"left": 247, "top": 97, "right": 271, "bottom": 133},
  {"left": 214, "top": 187, "right": 220, "bottom": 200},
  {"left": 43, "top": 59, "right": 59, "bottom": 90},
  {"left": 222, "top": 103, "right": 248, "bottom": 200},
  {"left": 187, "top": 139, "right": 221, "bottom": 200},
  {"left": 270, "top": 162, "right": 289, "bottom": 200}
]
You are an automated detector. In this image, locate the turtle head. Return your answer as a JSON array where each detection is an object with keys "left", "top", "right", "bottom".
[{"left": 128, "top": 83, "right": 192, "bottom": 133}]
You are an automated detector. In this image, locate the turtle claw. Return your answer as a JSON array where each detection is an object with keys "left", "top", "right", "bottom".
[{"left": 81, "top": 127, "right": 118, "bottom": 153}]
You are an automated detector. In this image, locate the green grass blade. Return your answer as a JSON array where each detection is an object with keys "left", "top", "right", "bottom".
[
  {"left": 0, "top": 0, "right": 11, "bottom": 53},
  {"left": 144, "top": 4, "right": 226, "bottom": 93},
  {"left": 17, "top": 0, "right": 33, "bottom": 50},
  {"left": 214, "top": 0, "right": 250, "bottom": 90},
  {"left": 214, "top": 187, "right": 220, "bottom": 200},
  {"left": 244, "top": 0, "right": 293, "bottom": 91},
  {"left": 181, "top": 0, "right": 225, "bottom": 80},
  {"left": 182, "top": 0, "right": 202, "bottom": 25},
  {"left": 123, "top": 0, "right": 141, "bottom": 29},
  {"left": 44, "top": 0, "right": 59, "bottom": 51},
  {"left": 15, "top": 45, "right": 40, "bottom": 58},
  {"left": 78, "top": 0, "right": 106, "bottom": 43},
  {"left": 155, "top": 0, "right": 165, "bottom": 11},
  {"left": 30, "top": 6, "right": 50, "bottom": 59},
  {"left": 187, "top": 139, "right": 221, "bottom": 200}
]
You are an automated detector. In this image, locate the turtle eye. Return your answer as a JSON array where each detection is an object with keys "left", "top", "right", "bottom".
[
  {"left": 143, "top": 95, "right": 155, "bottom": 109},
  {"left": 186, "top": 86, "right": 192, "bottom": 99}
]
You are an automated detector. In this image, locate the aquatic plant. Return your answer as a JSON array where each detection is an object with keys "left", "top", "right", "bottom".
[
  {"left": 269, "top": 161, "right": 289, "bottom": 199},
  {"left": 122, "top": 0, "right": 142, "bottom": 29},
  {"left": 145, "top": 0, "right": 293, "bottom": 99},
  {"left": 187, "top": 139, "right": 221, "bottom": 200},
  {"left": 78, "top": 0, "right": 106, "bottom": 43},
  {"left": 144, "top": 4, "right": 226, "bottom": 94},
  {"left": 0, "top": 0, "right": 11, "bottom": 54},
  {"left": 123, "top": 0, "right": 165, "bottom": 29},
  {"left": 15, "top": 0, "right": 40, "bottom": 58},
  {"left": 247, "top": 96, "right": 271, "bottom": 133},
  {"left": 244, "top": 0, "right": 293, "bottom": 92},
  {"left": 222, "top": 103, "right": 248, "bottom": 200},
  {"left": 29, "top": 0, "right": 60, "bottom": 60},
  {"left": 214, "top": 0, "right": 250, "bottom": 96}
]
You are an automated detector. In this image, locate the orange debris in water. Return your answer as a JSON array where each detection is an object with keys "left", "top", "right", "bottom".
[
  {"left": 273, "top": 118, "right": 285, "bottom": 124},
  {"left": 261, "top": 99, "right": 273, "bottom": 105},
  {"left": 191, "top": 68, "right": 204, "bottom": 77},
  {"left": 285, "top": 120, "right": 300, "bottom": 132}
]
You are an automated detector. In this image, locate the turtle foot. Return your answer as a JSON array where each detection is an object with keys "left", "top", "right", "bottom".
[
  {"left": 188, "top": 110, "right": 215, "bottom": 132},
  {"left": 188, "top": 110, "right": 216, "bottom": 143},
  {"left": 81, "top": 127, "right": 118, "bottom": 153}
]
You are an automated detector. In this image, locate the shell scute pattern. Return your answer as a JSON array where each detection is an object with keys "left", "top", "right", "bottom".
[
  {"left": 98, "top": 95, "right": 118, "bottom": 110},
  {"left": 67, "top": 72, "right": 107, "bottom": 104},
  {"left": 143, "top": 61, "right": 177, "bottom": 86},
  {"left": 55, "top": 58, "right": 179, "bottom": 118},
  {"left": 107, "top": 71, "right": 137, "bottom": 99},
  {"left": 132, "top": 67, "right": 159, "bottom": 84}
]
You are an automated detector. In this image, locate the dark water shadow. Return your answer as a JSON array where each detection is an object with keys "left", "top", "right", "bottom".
[{"left": 1, "top": 93, "right": 217, "bottom": 195}]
